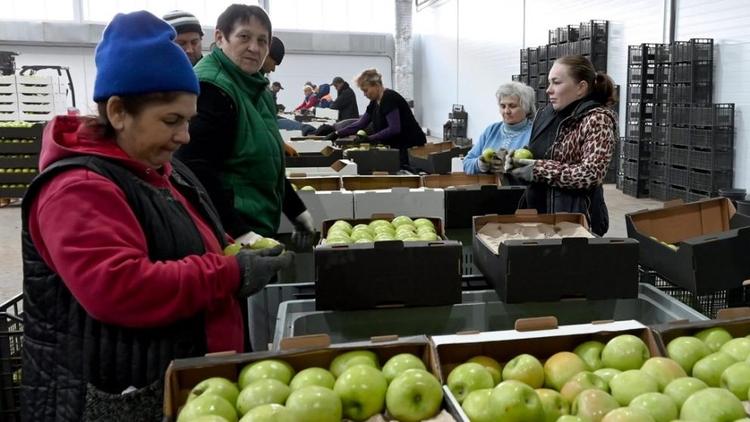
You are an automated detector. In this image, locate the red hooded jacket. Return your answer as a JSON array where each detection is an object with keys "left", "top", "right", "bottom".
[{"left": 28, "top": 116, "right": 243, "bottom": 353}]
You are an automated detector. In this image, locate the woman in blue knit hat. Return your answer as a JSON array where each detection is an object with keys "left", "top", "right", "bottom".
[{"left": 20, "top": 11, "right": 293, "bottom": 421}]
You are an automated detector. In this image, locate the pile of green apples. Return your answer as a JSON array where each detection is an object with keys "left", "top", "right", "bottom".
[
  {"left": 0, "top": 138, "right": 36, "bottom": 144},
  {"left": 324, "top": 217, "right": 440, "bottom": 245},
  {"left": 0, "top": 183, "right": 29, "bottom": 189},
  {"left": 0, "top": 121, "right": 35, "bottom": 128},
  {"left": 223, "top": 237, "right": 282, "bottom": 256},
  {"left": 447, "top": 332, "right": 750, "bottom": 422},
  {"left": 0, "top": 168, "right": 36, "bottom": 173},
  {"left": 177, "top": 350, "right": 444, "bottom": 422}
]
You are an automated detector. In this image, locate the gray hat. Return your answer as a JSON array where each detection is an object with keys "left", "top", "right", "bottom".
[{"left": 162, "top": 10, "right": 203, "bottom": 36}]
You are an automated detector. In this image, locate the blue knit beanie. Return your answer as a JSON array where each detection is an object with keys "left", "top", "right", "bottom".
[{"left": 93, "top": 10, "right": 200, "bottom": 102}]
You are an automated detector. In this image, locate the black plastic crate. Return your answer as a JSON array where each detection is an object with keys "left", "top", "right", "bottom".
[
  {"left": 690, "top": 127, "right": 733, "bottom": 150},
  {"left": 691, "top": 149, "right": 733, "bottom": 172},
  {"left": 548, "top": 43, "right": 558, "bottom": 59},
  {"left": 538, "top": 60, "right": 548, "bottom": 74},
  {"left": 690, "top": 104, "right": 735, "bottom": 128},
  {"left": 649, "top": 180, "right": 668, "bottom": 200},
  {"left": 0, "top": 294, "right": 23, "bottom": 422},
  {"left": 669, "top": 145, "right": 689, "bottom": 166},
  {"left": 628, "top": 65, "right": 654, "bottom": 84},
  {"left": 670, "top": 105, "right": 691, "bottom": 127},
  {"left": 628, "top": 102, "right": 653, "bottom": 121},
  {"left": 557, "top": 42, "right": 569, "bottom": 57},
  {"left": 655, "top": 43, "right": 671, "bottom": 63},
  {"left": 672, "top": 62, "right": 712, "bottom": 84},
  {"left": 626, "top": 121, "right": 653, "bottom": 140},
  {"left": 672, "top": 38, "right": 714, "bottom": 63},
  {"left": 623, "top": 159, "right": 649, "bottom": 180},
  {"left": 580, "top": 38, "right": 608, "bottom": 56},
  {"left": 652, "top": 143, "right": 669, "bottom": 163},
  {"left": 538, "top": 44, "right": 548, "bottom": 61},
  {"left": 0, "top": 154, "right": 38, "bottom": 168},
  {"left": 627, "top": 84, "right": 654, "bottom": 103},
  {"left": 669, "top": 126, "right": 690, "bottom": 147},
  {"left": 529, "top": 76, "right": 538, "bottom": 88},
  {"left": 529, "top": 63, "right": 539, "bottom": 75},
  {"left": 654, "top": 84, "right": 671, "bottom": 103},
  {"left": 668, "top": 166, "right": 689, "bottom": 186},
  {"left": 628, "top": 44, "right": 657, "bottom": 66},
  {"left": 579, "top": 20, "right": 608, "bottom": 40},
  {"left": 549, "top": 30, "right": 558, "bottom": 44},
  {"left": 640, "top": 268, "right": 736, "bottom": 319},
  {"left": 687, "top": 189, "right": 711, "bottom": 203},
  {"left": 668, "top": 184, "right": 689, "bottom": 202},
  {"left": 653, "top": 103, "right": 670, "bottom": 125},
  {"left": 623, "top": 140, "right": 651, "bottom": 161},
  {"left": 557, "top": 26, "right": 576, "bottom": 43},
  {"left": 654, "top": 64, "right": 671, "bottom": 84},
  {"left": 568, "top": 40, "right": 580, "bottom": 55},
  {"left": 528, "top": 47, "right": 539, "bottom": 63},
  {"left": 521, "top": 48, "right": 528, "bottom": 62},
  {"left": 689, "top": 169, "right": 733, "bottom": 193},
  {"left": 652, "top": 125, "right": 669, "bottom": 144},
  {"left": 519, "top": 61, "right": 529, "bottom": 75},
  {"left": 672, "top": 83, "right": 712, "bottom": 105},
  {"left": 511, "top": 74, "right": 522, "bottom": 82},
  {"left": 537, "top": 75, "right": 548, "bottom": 88},
  {"left": 536, "top": 87, "right": 547, "bottom": 102},
  {"left": 622, "top": 177, "right": 649, "bottom": 198},
  {"left": 650, "top": 161, "right": 668, "bottom": 182},
  {"left": 0, "top": 185, "right": 28, "bottom": 198}
]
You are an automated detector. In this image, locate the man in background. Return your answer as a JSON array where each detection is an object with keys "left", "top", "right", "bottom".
[
  {"left": 163, "top": 10, "right": 204, "bottom": 65},
  {"left": 271, "top": 81, "right": 283, "bottom": 103},
  {"left": 330, "top": 76, "right": 360, "bottom": 121},
  {"left": 262, "top": 36, "right": 285, "bottom": 74}
]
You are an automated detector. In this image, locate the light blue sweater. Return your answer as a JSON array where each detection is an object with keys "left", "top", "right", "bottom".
[{"left": 463, "top": 119, "right": 533, "bottom": 175}]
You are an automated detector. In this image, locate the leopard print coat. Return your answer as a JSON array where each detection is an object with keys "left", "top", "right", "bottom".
[{"left": 531, "top": 106, "right": 618, "bottom": 188}]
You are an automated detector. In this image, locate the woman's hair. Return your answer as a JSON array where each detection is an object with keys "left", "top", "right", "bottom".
[
  {"left": 496, "top": 81, "right": 537, "bottom": 117},
  {"left": 216, "top": 4, "right": 272, "bottom": 39},
  {"left": 555, "top": 55, "right": 616, "bottom": 106},
  {"left": 94, "top": 92, "right": 184, "bottom": 138},
  {"left": 355, "top": 69, "right": 383, "bottom": 89}
]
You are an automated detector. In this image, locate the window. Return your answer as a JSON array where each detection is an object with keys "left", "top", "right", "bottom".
[
  {"left": 271, "top": 0, "right": 395, "bottom": 33},
  {"left": 81, "top": 0, "right": 257, "bottom": 25},
  {"left": 3, "top": 0, "right": 75, "bottom": 21}
]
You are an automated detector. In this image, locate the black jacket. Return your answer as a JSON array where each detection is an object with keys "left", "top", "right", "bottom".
[
  {"left": 330, "top": 82, "right": 360, "bottom": 120},
  {"left": 21, "top": 157, "right": 222, "bottom": 421}
]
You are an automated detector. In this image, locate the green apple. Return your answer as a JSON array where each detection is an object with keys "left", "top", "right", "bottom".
[
  {"left": 326, "top": 236, "right": 353, "bottom": 245},
  {"left": 418, "top": 232, "right": 440, "bottom": 241},
  {"left": 719, "top": 361, "right": 750, "bottom": 400},
  {"left": 416, "top": 225, "right": 436, "bottom": 234},
  {"left": 695, "top": 327, "right": 733, "bottom": 352},
  {"left": 663, "top": 376, "right": 708, "bottom": 407},
  {"left": 513, "top": 148, "right": 534, "bottom": 160},
  {"left": 373, "top": 225, "right": 396, "bottom": 235},
  {"left": 330, "top": 220, "right": 352, "bottom": 233},
  {"left": 356, "top": 129, "right": 368, "bottom": 138},
  {"left": 329, "top": 350, "right": 379, "bottom": 378},
  {"left": 289, "top": 367, "right": 335, "bottom": 391},
  {"left": 385, "top": 369, "right": 443, "bottom": 422},
  {"left": 368, "top": 219, "right": 391, "bottom": 229},
  {"left": 190, "top": 416, "right": 233, "bottom": 422},
  {"left": 488, "top": 380, "right": 544, "bottom": 421},
  {"left": 250, "top": 237, "right": 282, "bottom": 250},
  {"left": 628, "top": 392, "right": 678, "bottom": 422},
  {"left": 177, "top": 393, "right": 238, "bottom": 422},
  {"left": 224, "top": 243, "right": 243, "bottom": 256},
  {"left": 544, "top": 351, "right": 587, "bottom": 391},
  {"left": 413, "top": 218, "right": 435, "bottom": 229},
  {"left": 601, "top": 334, "right": 650, "bottom": 371},
  {"left": 349, "top": 230, "right": 373, "bottom": 242},
  {"left": 352, "top": 224, "right": 370, "bottom": 232},
  {"left": 374, "top": 233, "right": 396, "bottom": 242},
  {"left": 461, "top": 388, "right": 494, "bottom": 422},
  {"left": 719, "top": 337, "right": 750, "bottom": 361},
  {"left": 502, "top": 353, "right": 545, "bottom": 388},
  {"left": 572, "top": 389, "right": 619, "bottom": 422},
  {"left": 556, "top": 416, "right": 589, "bottom": 422},
  {"left": 188, "top": 377, "right": 240, "bottom": 407},
  {"left": 467, "top": 355, "right": 502, "bottom": 385},
  {"left": 447, "top": 362, "right": 495, "bottom": 403},
  {"left": 238, "top": 403, "right": 292, "bottom": 422},
  {"left": 391, "top": 215, "right": 414, "bottom": 227},
  {"left": 334, "top": 365, "right": 387, "bottom": 421},
  {"left": 481, "top": 148, "right": 496, "bottom": 162},
  {"left": 560, "top": 371, "right": 607, "bottom": 404},
  {"left": 692, "top": 351, "right": 737, "bottom": 387},
  {"left": 354, "top": 238, "right": 372, "bottom": 244},
  {"left": 285, "top": 385, "right": 342, "bottom": 422},
  {"left": 639, "top": 357, "right": 687, "bottom": 391},
  {"left": 667, "top": 336, "right": 711, "bottom": 374},
  {"left": 608, "top": 370, "right": 658, "bottom": 406},
  {"left": 238, "top": 359, "right": 295, "bottom": 390},
  {"left": 575, "top": 340, "right": 605, "bottom": 371},
  {"left": 536, "top": 388, "right": 570, "bottom": 422},
  {"left": 236, "top": 379, "right": 291, "bottom": 416},
  {"left": 593, "top": 368, "right": 621, "bottom": 388},
  {"left": 299, "top": 185, "right": 316, "bottom": 191},
  {"left": 382, "top": 353, "right": 426, "bottom": 384},
  {"left": 680, "top": 387, "right": 746, "bottom": 421},
  {"left": 600, "top": 407, "right": 655, "bottom": 422}
]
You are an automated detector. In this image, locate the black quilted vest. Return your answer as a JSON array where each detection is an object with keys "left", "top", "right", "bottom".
[{"left": 20, "top": 156, "right": 227, "bottom": 421}]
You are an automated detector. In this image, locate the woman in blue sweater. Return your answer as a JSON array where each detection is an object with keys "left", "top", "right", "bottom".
[{"left": 464, "top": 81, "right": 536, "bottom": 174}]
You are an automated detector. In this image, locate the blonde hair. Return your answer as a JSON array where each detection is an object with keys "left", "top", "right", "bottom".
[{"left": 355, "top": 69, "right": 382, "bottom": 89}]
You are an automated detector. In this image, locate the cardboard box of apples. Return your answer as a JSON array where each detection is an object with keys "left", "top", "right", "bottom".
[
  {"left": 431, "top": 318, "right": 750, "bottom": 422},
  {"left": 314, "top": 216, "right": 462, "bottom": 310},
  {"left": 164, "top": 334, "right": 461, "bottom": 422}
]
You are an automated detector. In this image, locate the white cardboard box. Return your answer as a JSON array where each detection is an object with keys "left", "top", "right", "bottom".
[
  {"left": 451, "top": 156, "right": 465, "bottom": 173},
  {"left": 277, "top": 190, "right": 354, "bottom": 233},
  {"left": 352, "top": 187, "right": 445, "bottom": 220},
  {"left": 286, "top": 139, "right": 334, "bottom": 154},
  {"left": 315, "top": 107, "right": 338, "bottom": 120},
  {"left": 285, "top": 159, "right": 358, "bottom": 177},
  {"left": 279, "top": 129, "right": 303, "bottom": 142}
]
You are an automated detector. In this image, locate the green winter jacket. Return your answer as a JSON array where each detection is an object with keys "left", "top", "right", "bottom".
[{"left": 193, "top": 48, "right": 285, "bottom": 237}]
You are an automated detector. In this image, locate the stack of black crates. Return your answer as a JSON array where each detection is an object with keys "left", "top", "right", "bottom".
[
  {"left": 623, "top": 39, "right": 735, "bottom": 201},
  {"left": 0, "top": 123, "right": 43, "bottom": 199}
]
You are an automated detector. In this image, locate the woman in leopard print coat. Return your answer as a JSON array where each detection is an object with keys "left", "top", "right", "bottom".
[{"left": 513, "top": 55, "right": 618, "bottom": 235}]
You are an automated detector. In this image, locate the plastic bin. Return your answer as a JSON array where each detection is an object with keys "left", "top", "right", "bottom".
[
  {"left": 669, "top": 146, "right": 689, "bottom": 167},
  {"left": 691, "top": 149, "right": 733, "bottom": 172},
  {"left": 649, "top": 180, "right": 668, "bottom": 200},
  {"left": 669, "top": 126, "right": 690, "bottom": 147},
  {"left": 0, "top": 294, "right": 22, "bottom": 422},
  {"left": 670, "top": 105, "right": 691, "bottom": 127},
  {"left": 623, "top": 177, "right": 649, "bottom": 197},
  {"left": 579, "top": 20, "right": 608, "bottom": 40},
  {"left": 653, "top": 103, "right": 670, "bottom": 125},
  {"left": 654, "top": 84, "right": 671, "bottom": 103},
  {"left": 668, "top": 166, "right": 688, "bottom": 187},
  {"left": 690, "top": 103, "right": 735, "bottom": 128},
  {"left": 671, "top": 83, "right": 712, "bottom": 105},
  {"left": 654, "top": 64, "right": 671, "bottom": 84},
  {"left": 689, "top": 169, "right": 732, "bottom": 193},
  {"left": 690, "top": 127, "right": 733, "bottom": 150},
  {"left": 650, "top": 161, "right": 668, "bottom": 182},
  {"left": 668, "top": 185, "right": 689, "bottom": 202},
  {"left": 672, "top": 38, "right": 713, "bottom": 63},
  {"left": 655, "top": 43, "right": 671, "bottom": 63},
  {"left": 652, "top": 124, "right": 668, "bottom": 144}
]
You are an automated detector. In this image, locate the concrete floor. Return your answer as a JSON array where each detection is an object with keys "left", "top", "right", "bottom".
[{"left": 0, "top": 184, "right": 663, "bottom": 303}]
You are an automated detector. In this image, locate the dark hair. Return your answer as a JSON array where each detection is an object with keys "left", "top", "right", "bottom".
[
  {"left": 94, "top": 92, "right": 184, "bottom": 138},
  {"left": 556, "top": 55, "right": 616, "bottom": 106},
  {"left": 216, "top": 4, "right": 272, "bottom": 40}
]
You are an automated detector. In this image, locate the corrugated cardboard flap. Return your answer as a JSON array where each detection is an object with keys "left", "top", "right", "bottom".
[
  {"left": 342, "top": 175, "right": 422, "bottom": 190},
  {"left": 628, "top": 197, "right": 735, "bottom": 244},
  {"left": 421, "top": 173, "right": 499, "bottom": 189}
]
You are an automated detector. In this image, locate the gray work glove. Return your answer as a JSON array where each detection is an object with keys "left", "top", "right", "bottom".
[
  {"left": 489, "top": 148, "right": 511, "bottom": 174},
  {"left": 235, "top": 245, "right": 294, "bottom": 298},
  {"left": 291, "top": 210, "right": 316, "bottom": 250},
  {"left": 510, "top": 160, "right": 536, "bottom": 182},
  {"left": 477, "top": 157, "right": 491, "bottom": 173}
]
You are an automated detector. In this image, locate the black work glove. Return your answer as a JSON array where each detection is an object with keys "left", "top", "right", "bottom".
[
  {"left": 325, "top": 131, "right": 340, "bottom": 141},
  {"left": 235, "top": 245, "right": 294, "bottom": 298},
  {"left": 489, "top": 148, "right": 511, "bottom": 173}
]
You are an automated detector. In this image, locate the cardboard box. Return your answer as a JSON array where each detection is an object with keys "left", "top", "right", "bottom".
[
  {"left": 626, "top": 197, "right": 750, "bottom": 294},
  {"left": 430, "top": 320, "right": 660, "bottom": 386},
  {"left": 409, "top": 142, "right": 471, "bottom": 174},
  {"left": 285, "top": 139, "right": 334, "bottom": 154},
  {"left": 473, "top": 211, "right": 639, "bottom": 303},
  {"left": 423, "top": 174, "right": 524, "bottom": 228},
  {"left": 346, "top": 149, "right": 401, "bottom": 174},
  {"left": 314, "top": 107, "right": 339, "bottom": 120},
  {"left": 353, "top": 187, "right": 445, "bottom": 221},
  {"left": 278, "top": 190, "right": 354, "bottom": 234},
  {"left": 163, "top": 335, "right": 459, "bottom": 422},
  {"left": 285, "top": 146, "right": 343, "bottom": 168},
  {"left": 314, "top": 216, "right": 462, "bottom": 310},
  {"left": 286, "top": 159, "right": 358, "bottom": 177},
  {"left": 278, "top": 129, "right": 303, "bottom": 142},
  {"left": 650, "top": 307, "right": 750, "bottom": 355},
  {"left": 342, "top": 175, "right": 422, "bottom": 190}
]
